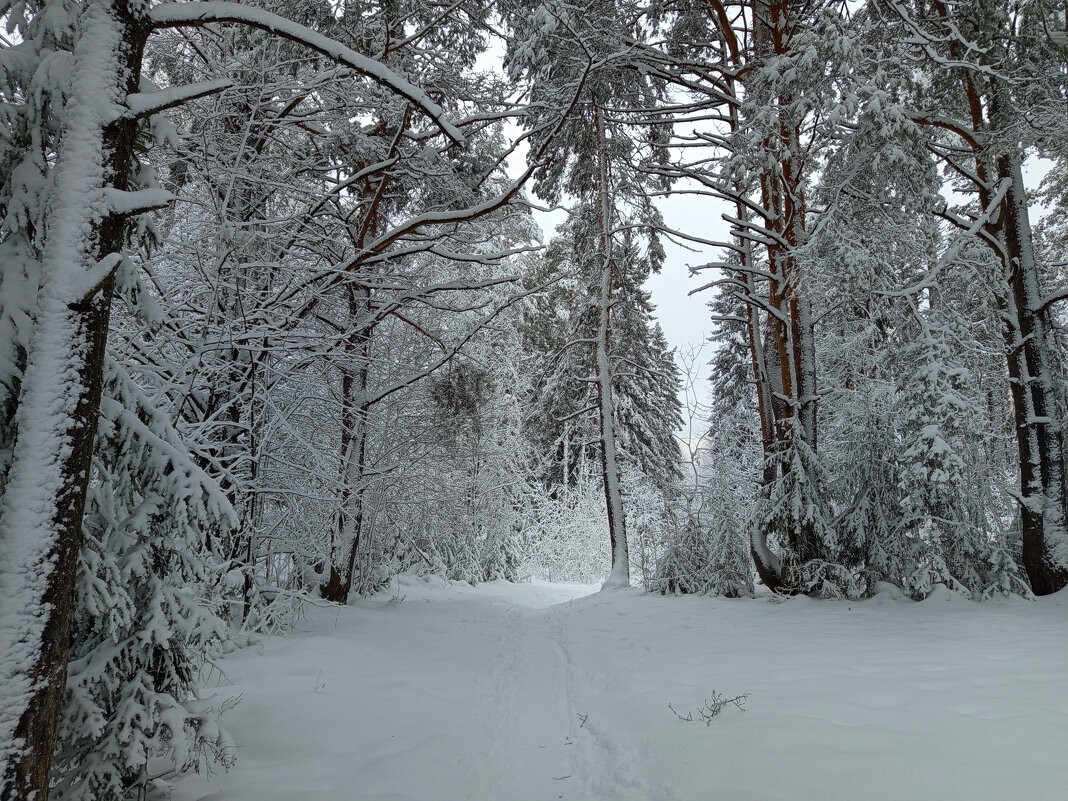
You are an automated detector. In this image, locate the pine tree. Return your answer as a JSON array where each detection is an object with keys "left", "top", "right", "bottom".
[
  {"left": 654, "top": 0, "right": 862, "bottom": 592},
  {"left": 0, "top": 5, "right": 162, "bottom": 793},
  {"left": 519, "top": 208, "right": 683, "bottom": 587},
  {"left": 896, "top": 307, "right": 1029, "bottom": 598},
  {"left": 869, "top": 0, "right": 1068, "bottom": 594}
]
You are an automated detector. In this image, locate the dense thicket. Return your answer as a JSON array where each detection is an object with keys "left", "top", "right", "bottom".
[{"left": 0, "top": 0, "right": 1065, "bottom": 797}]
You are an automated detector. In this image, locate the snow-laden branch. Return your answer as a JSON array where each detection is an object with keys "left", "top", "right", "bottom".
[
  {"left": 125, "top": 77, "right": 234, "bottom": 118},
  {"left": 103, "top": 187, "right": 173, "bottom": 216},
  {"left": 691, "top": 277, "right": 789, "bottom": 325},
  {"left": 882, "top": 0, "right": 1007, "bottom": 82},
  {"left": 364, "top": 282, "right": 541, "bottom": 408},
  {"left": 351, "top": 164, "right": 536, "bottom": 263},
  {"left": 722, "top": 214, "right": 790, "bottom": 250},
  {"left": 149, "top": 2, "right": 464, "bottom": 145},
  {"left": 78, "top": 253, "right": 123, "bottom": 303},
  {"left": 1036, "top": 286, "right": 1068, "bottom": 314},
  {"left": 878, "top": 178, "right": 1012, "bottom": 299},
  {"left": 553, "top": 404, "right": 599, "bottom": 424}
]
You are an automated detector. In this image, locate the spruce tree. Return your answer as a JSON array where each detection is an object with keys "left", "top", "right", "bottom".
[
  {"left": 504, "top": 0, "right": 678, "bottom": 587},
  {"left": 52, "top": 361, "right": 237, "bottom": 801}
]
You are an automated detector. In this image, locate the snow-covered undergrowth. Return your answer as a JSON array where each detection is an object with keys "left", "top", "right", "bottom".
[{"left": 171, "top": 578, "right": 1067, "bottom": 801}]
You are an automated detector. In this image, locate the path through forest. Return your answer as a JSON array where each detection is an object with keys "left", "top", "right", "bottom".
[{"left": 172, "top": 577, "right": 1068, "bottom": 801}]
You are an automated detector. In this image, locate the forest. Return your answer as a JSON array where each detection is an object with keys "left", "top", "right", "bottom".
[{"left": 0, "top": 0, "right": 1066, "bottom": 799}]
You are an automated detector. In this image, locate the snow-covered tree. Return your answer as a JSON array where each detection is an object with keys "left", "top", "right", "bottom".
[
  {"left": 505, "top": 0, "right": 679, "bottom": 588},
  {"left": 651, "top": 339, "right": 755, "bottom": 597},
  {"left": 869, "top": 0, "right": 1068, "bottom": 594},
  {"left": 0, "top": 1, "right": 464, "bottom": 794},
  {"left": 520, "top": 209, "right": 683, "bottom": 587},
  {"left": 52, "top": 360, "right": 237, "bottom": 801},
  {"left": 653, "top": 0, "right": 860, "bottom": 592}
]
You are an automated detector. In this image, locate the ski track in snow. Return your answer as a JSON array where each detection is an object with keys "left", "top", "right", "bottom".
[
  {"left": 472, "top": 602, "right": 573, "bottom": 800},
  {"left": 169, "top": 579, "right": 1068, "bottom": 801},
  {"left": 546, "top": 600, "right": 683, "bottom": 801}
]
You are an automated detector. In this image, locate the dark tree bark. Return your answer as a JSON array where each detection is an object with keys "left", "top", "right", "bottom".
[
  {"left": 948, "top": 72, "right": 1068, "bottom": 595},
  {"left": 992, "top": 152, "right": 1068, "bottom": 595}
]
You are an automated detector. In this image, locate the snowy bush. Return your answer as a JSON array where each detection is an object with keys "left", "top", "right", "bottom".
[
  {"left": 650, "top": 519, "right": 752, "bottom": 597},
  {"left": 522, "top": 484, "right": 610, "bottom": 583},
  {"left": 50, "top": 362, "right": 238, "bottom": 801},
  {"left": 797, "top": 559, "right": 862, "bottom": 599}
]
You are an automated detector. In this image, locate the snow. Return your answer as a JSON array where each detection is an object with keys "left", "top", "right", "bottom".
[
  {"left": 102, "top": 186, "right": 173, "bottom": 216},
  {"left": 169, "top": 578, "right": 1067, "bottom": 801},
  {"left": 125, "top": 77, "right": 234, "bottom": 117}
]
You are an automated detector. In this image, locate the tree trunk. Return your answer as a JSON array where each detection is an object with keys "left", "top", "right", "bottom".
[
  {"left": 714, "top": 1, "right": 793, "bottom": 591},
  {"left": 595, "top": 109, "right": 629, "bottom": 590},
  {"left": 321, "top": 320, "right": 372, "bottom": 604},
  {"left": 744, "top": 0, "right": 820, "bottom": 587},
  {"left": 996, "top": 150, "right": 1068, "bottom": 594},
  {"left": 961, "top": 75, "right": 1068, "bottom": 596},
  {"left": 0, "top": 4, "right": 149, "bottom": 798}
]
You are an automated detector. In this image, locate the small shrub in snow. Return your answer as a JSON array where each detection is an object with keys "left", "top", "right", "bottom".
[
  {"left": 649, "top": 519, "right": 752, "bottom": 597},
  {"left": 669, "top": 691, "right": 750, "bottom": 724},
  {"left": 798, "top": 559, "right": 863, "bottom": 599}
]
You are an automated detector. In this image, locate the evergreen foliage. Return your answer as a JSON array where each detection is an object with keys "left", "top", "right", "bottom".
[{"left": 52, "top": 360, "right": 237, "bottom": 801}]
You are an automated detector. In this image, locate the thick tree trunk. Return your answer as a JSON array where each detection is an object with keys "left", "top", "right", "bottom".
[
  {"left": 597, "top": 254, "right": 629, "bottom": 589},
  {"left": 718, "top": 2, "right": 796, "bottom": 591},
  {"left": 743, "top": 0, "right": 820, "bottom": 588},
  {"left": 996, "top": 152, "right": 1068, "bottom": 595},
  {"left": 0, "top": 290, "right": 115, "bottom": 800},
  {"left": 0, "top": 4, "right": 149, "bottom": 798},
  {"left": 960, "top": 75, "right": 1068, "bottom": 596},
  {"left": 737, "top": 239, "right": 784, "bottom": 591},
  {"left": 744, "top": 269, "right": 784, "bottom": 592}
]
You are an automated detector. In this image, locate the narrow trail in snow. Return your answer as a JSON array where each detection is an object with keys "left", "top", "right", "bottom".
[
  {"left": 471, "top": 596, "right": 682, "bottom": 801},
  {"left": 548, "top": 599, "right": 684, "bottom": 801},
  {"left": 472, "top": 603, "right": 575, "bottom": 800}
]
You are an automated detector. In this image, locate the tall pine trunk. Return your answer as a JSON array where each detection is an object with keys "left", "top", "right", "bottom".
[
  {"left": 744, "top": 0, "right": 820, "bottom": 590},
  {"left": 0, "top": 3, "right": 149, "bottom": 797},
  {"left": 958, "top": 74, "right": 1068, "bottom": 595},
  {"left": 595, "top": 109, "right": 629, "bottom": 590},
  {"left": 994, "top": 150, "right": 1068, "bottom": 594}
]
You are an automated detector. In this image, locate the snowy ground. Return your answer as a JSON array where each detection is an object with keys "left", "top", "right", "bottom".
[{"left": 172, "top": 578, "right": 1068, "bottom": 801}]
